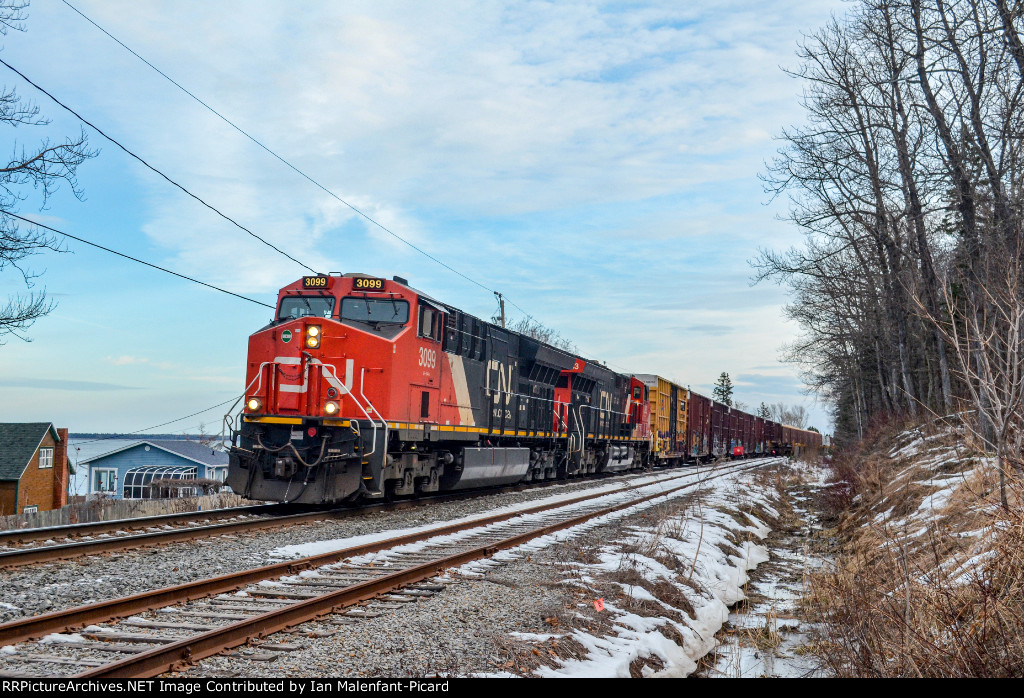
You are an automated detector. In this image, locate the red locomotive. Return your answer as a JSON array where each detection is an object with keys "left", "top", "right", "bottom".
[{"left": 226, "top": 273, "right": 653, "bottom": 504}]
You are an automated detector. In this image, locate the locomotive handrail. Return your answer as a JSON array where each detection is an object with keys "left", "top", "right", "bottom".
[
  {"left": 358, "top": 366, "right": 388, "bottom": 463},
  {"left": 580, "top": 404, "right": 590, "bottom": 454},
  {"left": 222, "top": 372, "right": 263, "bottom": 449},
  {"left": 573, "top": 404, "right": 586, "bottom": 455},
  {"left": 317, "top": 361, "right": 381, "bottom": 461},
  {"left": 554, "top": 398, "right": 569, "bottom": 435}
]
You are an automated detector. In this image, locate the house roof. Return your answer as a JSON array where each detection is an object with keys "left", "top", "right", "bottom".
[
  {"left": 82, "top": 440, "right": 228, "bottom": 469},
  {"left": 0, "top": 423, "right": 60, "bottom": 481}
]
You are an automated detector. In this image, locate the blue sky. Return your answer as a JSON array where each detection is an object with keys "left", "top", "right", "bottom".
[{"left": 0, "top": 0, "right": 843, "bottom": 434}]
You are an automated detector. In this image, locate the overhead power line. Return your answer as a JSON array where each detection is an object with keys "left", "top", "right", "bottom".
[
  {"left": 71, "top": 394, "right": 243, "bottom": 446},
  {"left": 4, "top": 211, "right": 274, "bottom": 309},
  {"left": 52, "top": 6, "right": 638, "bottom": 374},
  {"left": 58, "top": 0, "right": 498, "bottom": 296},
  {"left": 0, "top": 58, "right": 317, "bottom": 275}
]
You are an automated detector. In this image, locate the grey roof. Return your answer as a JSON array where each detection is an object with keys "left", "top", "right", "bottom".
[
  {"left": 0, "top": 423, "right": 60, "bottom": 481},
  {"left": 156, "top": 440, "right": 228, "bottom": 466},
  {"left": 82, "top": 440, "right": 228, "bottom": 468}
]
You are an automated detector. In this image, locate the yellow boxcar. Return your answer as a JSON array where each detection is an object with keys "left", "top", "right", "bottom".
[{"left": 637, "top": 375, "right": 688, "bottom": 466}]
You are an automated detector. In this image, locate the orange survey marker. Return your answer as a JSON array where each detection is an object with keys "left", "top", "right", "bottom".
[{"left": 594, "top": 598, "right": 605, "bottom": 612}]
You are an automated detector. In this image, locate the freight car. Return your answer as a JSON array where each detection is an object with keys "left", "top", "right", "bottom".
[
  {"left": 226, "top": 274, "right": 652, "bottom": 504},
  {"left": 636, "top": 374, "right": 688, "bottom": 466},
  {"left": 635, "top": 376, "right": 820, "bottom": 464}
]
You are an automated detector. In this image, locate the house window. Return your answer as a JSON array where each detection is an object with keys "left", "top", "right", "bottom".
[
  {"left": 38, "top": 448, "right": 53, "bottom": 469},
  {"left": 207, "top": 466, "right": 228, "bottom": 483},
  {"left": 92, "top": 468, "right": 117, "bottom": 494}
]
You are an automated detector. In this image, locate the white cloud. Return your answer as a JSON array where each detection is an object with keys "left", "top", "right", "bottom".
[
  {"left": 0, "top": 0, "right": 844, "bottom": 431},
  {"left": 107, "top": 355, "right": 147, "bottom": 366}
]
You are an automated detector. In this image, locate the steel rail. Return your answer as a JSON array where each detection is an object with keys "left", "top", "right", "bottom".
[
  {"left": 77, "top": 460, "right": 773, "bottom": 677},
  {"left": 0, "top": 503, "right": 286, "bottom": 545},
  {"left": 0, "top": 461, "right": 765, "bottom": 647},
  {"left": 0, "top": 471, "right": 614, "bottom": 569},
  {"left": 0, "top": 509, "right": 344, "bottom": 570}
]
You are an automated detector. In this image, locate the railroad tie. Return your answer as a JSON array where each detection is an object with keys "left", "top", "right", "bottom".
[
  {"left": 379, "top": 594, "right": 418, "bottom": 603},
  {"left": 209, "top": 596, "right": 298, "bottom": 605},
  {"left": 3, "top": 654, "right": 105, "bottom": 667},
  {"left": 56, "top": 641, "right": 153, "bottom": 653},
  {"left": 80, "top": 631, "right": 180, "bottom": 644},
  {"left": 169, "top": 610, "right": 252, "bottom": 621},
  {"left": 257, "top": 642, "right": 304, "bottom": 652},
  {"left": 121, "top": 619, "right": 218, "bottom": 631},
  {"left": 343, "top": 609, "right": 381, "bottom": 618},
  {"left": 246, "top": 588, "right": 323, "bottom": 599}
]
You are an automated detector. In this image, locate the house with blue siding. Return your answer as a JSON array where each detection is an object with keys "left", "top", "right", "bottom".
[{"left": 81, "top": 440, "right": 229, "bottom": 500}]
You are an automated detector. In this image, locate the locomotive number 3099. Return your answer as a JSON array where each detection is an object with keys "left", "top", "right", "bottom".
[
  {"left": 354, "top": 277, "right": 384, "bottom": 290},
  {"left": 418, "top": 347, "right": 437, "bottom": 369}
]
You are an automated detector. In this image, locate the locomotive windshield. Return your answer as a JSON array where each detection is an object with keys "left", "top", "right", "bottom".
[
  {"left": 278, "top": 295, "right": 335, "bottom": 321},
  {"left": 341, "top": 297, "right": 409, "bottom": 326}
]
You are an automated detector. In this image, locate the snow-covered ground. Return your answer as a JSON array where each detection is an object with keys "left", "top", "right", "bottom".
[
  {"left": 169, "top": 460, "right": 813, "bottom": 679},
  {"left": 465, "top": 462, "right": 813, "bottom": 678},
  {"left": 702, "top": 463, "right": 830, "bottom": 677},
  {"left": 864, "top": 424, "right": 1002, "bottom": 580}
]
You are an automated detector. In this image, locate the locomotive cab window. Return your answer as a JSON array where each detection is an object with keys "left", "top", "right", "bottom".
[
  {"left": 418, "top": 304, "right": 443, "bottom": 342},
  {"left": 340, "top": 297, "right": 409, "bottom": 326},
  {"left": 278, "top": 295, "right": 335, "bottom": 321}
]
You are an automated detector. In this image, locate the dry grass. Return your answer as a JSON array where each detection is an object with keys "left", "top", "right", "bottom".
[
  {"left": 629, "top": 653, "right": 666, "bottom": 677},
  {"left": 808, "top": 418, "right": 1024, "bottom": 677},
  {"left": 743, "top": 609, "right": 785, "bottom": 651},
  {"left": 605, "top": 564, "right": 696, "bottom": 622}
]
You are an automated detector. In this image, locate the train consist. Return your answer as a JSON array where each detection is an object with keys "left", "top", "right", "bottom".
[
  {"left": 638, "top": 374, "right": 820, "bottom": 465},
  {"left": 225, "top": 273, "right": 822, "bottom": 504}
]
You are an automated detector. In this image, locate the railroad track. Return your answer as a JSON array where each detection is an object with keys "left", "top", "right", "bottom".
[
  {"left": 0, "top": 462, "right": 713, "bottom": 570},
  {"left": 0, "top": 458, "right": 781, "bottom": 678},
  {"left": 0, "top": 503, "right": 289, "bottom": 548},
  {"left": 0, "top": 506, "right": 338, "bottom": 570}
]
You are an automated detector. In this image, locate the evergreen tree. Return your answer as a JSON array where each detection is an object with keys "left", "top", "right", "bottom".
[{"left": 713, "top": 372, "right": 734, "bottom": 407}]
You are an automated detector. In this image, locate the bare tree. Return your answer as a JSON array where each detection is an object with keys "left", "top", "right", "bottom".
[
  {"left": 756, "top": 0, "right": 1024, "bottom": 450},
  {"left": 0, "top": 0, "right": 96, "bottom": 342},
  {"left": 766, "top": 402, "right": 810, "bottom": 429},
  {"left": 923, "top": 247, "right": 1024, "bottom": 508},
  {"left": 500, "top": 314, "right": 577, "bottom": 354}
]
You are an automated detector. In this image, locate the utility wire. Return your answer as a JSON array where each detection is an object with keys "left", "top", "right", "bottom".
[
  {"left": 58, "top": 0, "right": 498, "bottom": 295},
  {"left": 53, "top": 6, "right": 638, "bottom": 374},
  {"left": 0, "top": 58, "right": 318, "bottom": 275},
  {"left": 5, "top": 211, "right": 274, "bottom": 309},
  {"left": 70, "top": 395, "right": 242, "bottom": 446}
]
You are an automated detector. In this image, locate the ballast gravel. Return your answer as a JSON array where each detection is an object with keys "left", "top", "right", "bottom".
[
  {"left": 173, "top": 558, "right": 573, "bottom": 678},
  {"left": 0, "top": 474, "right": 658, "bottom": 624}
]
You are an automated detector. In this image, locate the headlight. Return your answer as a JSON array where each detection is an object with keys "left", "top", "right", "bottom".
[
  {"left": 246, "top": 397, "right": 262, "bottom": 412},
  {"left": 324, "top": 401, "right": 339, "bottom": 415},
  {"left": 306, "top": 325, "right": 321, "bottom": 348}
]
